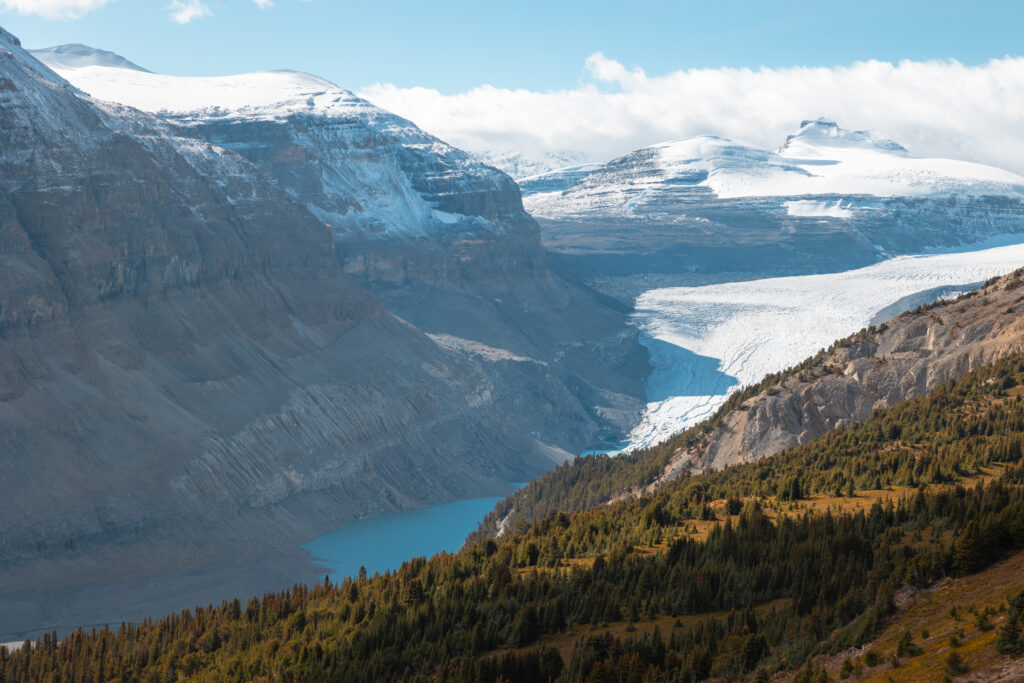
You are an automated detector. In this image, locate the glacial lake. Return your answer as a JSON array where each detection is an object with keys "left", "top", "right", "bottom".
[{"left": 302, "top": 495, "right": 505, "bottom": 578}]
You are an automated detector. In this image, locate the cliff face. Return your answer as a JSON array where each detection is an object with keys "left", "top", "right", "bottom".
[
  {"left": 175, "top": 89, "right": 648, "bottom": 448},
  {"left": 0, "top": 29, "right": 578, "bottom": 638},
  {"left": 36, "top": 58, "right": 649, "bottom": 446},
  {"left": 656, "top": 269, "right": 1024, "bottom": 483}
]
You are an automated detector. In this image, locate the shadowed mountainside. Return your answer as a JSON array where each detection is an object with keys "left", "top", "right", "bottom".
[{"left": 0, "top": 28, "right": 597, "bottom": 639}]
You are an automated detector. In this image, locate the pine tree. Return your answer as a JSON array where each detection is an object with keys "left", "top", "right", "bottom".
[{"left": 996, "top": 590, "right": 1024, "bottom": 655}]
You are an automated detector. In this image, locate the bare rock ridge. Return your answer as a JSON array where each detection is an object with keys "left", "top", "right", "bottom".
[
  {"left": 0, "top": 28, "right": 602, "bottom": 639},
  {"left": 653, "top": 268, "right": 1024, "bottom": 487}
]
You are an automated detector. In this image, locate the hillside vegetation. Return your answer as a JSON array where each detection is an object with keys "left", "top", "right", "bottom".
[{"left": 5, "top": 352, "right": 1024, "bottom": 681}]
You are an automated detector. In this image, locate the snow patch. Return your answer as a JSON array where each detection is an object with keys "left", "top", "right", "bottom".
[
  {"left": 431, "top": 209, "right": 462, "bottom": 225},
  {"left": 785, "top": 199, "right": 854, "bottom": 218},
  {"left": 428, "top": 334, "right": 539, "bottom": 364}
]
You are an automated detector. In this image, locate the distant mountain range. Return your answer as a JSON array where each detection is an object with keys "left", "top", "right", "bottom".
[
  {"left": 521, "top": 119, "right": 1024, "bottom": 299},
  {"left": 471, "top": 149, "right": 594, "bottom": 181}
]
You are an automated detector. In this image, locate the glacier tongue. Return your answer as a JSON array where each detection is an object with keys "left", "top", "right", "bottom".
[{"left": 625, "top": 240, "right": 1024, "bottom": 451}]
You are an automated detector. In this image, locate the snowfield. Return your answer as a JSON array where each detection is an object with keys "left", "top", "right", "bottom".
[{"left": 625, "top": 240, "right": 1024, "bottom": 451}]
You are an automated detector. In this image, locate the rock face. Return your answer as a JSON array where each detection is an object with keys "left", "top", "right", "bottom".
[
  {"left": 0, "top": 29, "right": 600, "bottom": 638},
  {"left": 37, "top": 51, "right": 649, "bottom": 446},
  {"left": 657, "top": 269, "right": 1024, "bottom": 482},
  {"left": 522, "top": 121, "right": 1024, "bottom": 299}
]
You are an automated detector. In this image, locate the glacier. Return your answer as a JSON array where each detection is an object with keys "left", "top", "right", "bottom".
[{"left": 625, "top": 240, "right": 1024, "bottom": 450}]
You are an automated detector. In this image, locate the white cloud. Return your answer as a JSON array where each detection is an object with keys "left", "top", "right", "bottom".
[
  {"left": 0, "top": 0, "right": 113, "bottom": 19},
  {"left": 168, "top": 0, "right": 209, "bottom": 24},
  {"left": 252, "top": 0, "right": 272, "bottom": 7},
  {"left": 359, "top": 54, "right": 1024, "bottom": 174}
]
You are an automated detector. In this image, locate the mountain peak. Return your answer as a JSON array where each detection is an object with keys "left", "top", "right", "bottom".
[
  {"left": 780, "top": 117, "right": 909, "bottom": 156},
  {"left": 29, "top": 43, "right": 149, "bottom": 73}
]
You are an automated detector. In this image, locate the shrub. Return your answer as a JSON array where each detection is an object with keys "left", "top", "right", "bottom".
[{"left": 945, "top": 650, "right": 967, "bottom": 675}]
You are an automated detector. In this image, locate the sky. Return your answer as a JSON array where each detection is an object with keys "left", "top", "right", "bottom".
[{"left": 4, "top": 0, "right": 1024, "bottom": 172}]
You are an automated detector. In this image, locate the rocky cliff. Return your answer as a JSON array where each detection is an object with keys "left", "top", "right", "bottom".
[
  {"left": 37, "top": 52, "right": 650, "bottom": 448},
  {"left": 0, "top": 28, "right": 588, "bottom": 639}
]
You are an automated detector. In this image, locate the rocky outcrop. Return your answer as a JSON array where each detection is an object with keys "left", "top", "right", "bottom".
[{"left": 656, "top": 269, "right": 1024, "bottom": 483}]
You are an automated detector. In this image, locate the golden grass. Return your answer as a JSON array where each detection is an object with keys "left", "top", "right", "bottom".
[
  {"left": 812, "top": 549, "right": 1024, "bottom": 682},
  {"left": 526, "top": 598, "right": 791, "bottom": 663},
  {"left": 622, "top": 464, "right": 1006, "bottom": 558}
]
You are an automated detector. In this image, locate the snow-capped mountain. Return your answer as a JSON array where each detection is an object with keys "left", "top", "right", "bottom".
[
  {"left": 472, "top": 149, "right": 594, "bottom": 180},
  {"left": 35, "top": 56, "right": 525, "bottom": 243},
  {"left": 528, "top": 119, "right": 1024, "bottom": 214},
  {"left": 34, "top": 44, "right": 647, "bottom": 447},
  {"left": 1, "top": 29, "right": 636, "bottom": 638},
  {"left": 29, "top": 42, "right": 149, "bottom": 72},
  {"left": 525, "top": 119, "right": 1024, "bottom": 296}
]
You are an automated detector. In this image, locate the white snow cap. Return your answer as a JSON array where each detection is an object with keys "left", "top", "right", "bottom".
[
  {"left": 779, "top": 118, "right": 909, "bottom": 156},
  {"left": 28, "top": 44, "right": 149, "bottom": 73},
  {"left": 526, "top": 118, "right": 1024, "bottom": 214}
]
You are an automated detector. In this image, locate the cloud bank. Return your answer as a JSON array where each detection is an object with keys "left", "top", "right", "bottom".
[
  {"left": 359, "top": 54, "right": 1024, "bottom": 174},
  {"left": 0, "top": 0, "right": 113, "bottom": 19}
]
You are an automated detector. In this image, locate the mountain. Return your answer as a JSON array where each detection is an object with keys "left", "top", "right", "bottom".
[
  {"left": 524, "top": 119, "right": 1024, "bottom": 299},
  {"left": 0, "top": 28, "right": 613, "bottom": 639},
  {"left": 472, "top": 149, "right": 593, "bottom": 180},
  {"left": 36, "top": 45, "right": 649, "bottom": 449}
]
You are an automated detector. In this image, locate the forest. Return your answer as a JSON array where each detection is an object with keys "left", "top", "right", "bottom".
[{"left": 3, "top": 351, "right": 1024, "bottom": 681}]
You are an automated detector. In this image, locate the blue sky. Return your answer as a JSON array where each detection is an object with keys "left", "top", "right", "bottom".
[
  {"left": 7, "top": 0, "right": 1024, "bottom": 176},
  {"left": 2, "top": 0, "right": 1023, "bottom": 93}
]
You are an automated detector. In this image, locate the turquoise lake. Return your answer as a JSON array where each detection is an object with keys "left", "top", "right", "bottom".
[{"left": 302, "top": 495, "right": 505, "bottom": 579}]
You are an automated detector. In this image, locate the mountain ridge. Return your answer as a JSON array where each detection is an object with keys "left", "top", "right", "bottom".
[
  {"left": 34, "top": 42, "right": 650, "bottom": 448},
  {"left": 0, "top": 27, "right": 604, "bottom": 640}
]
